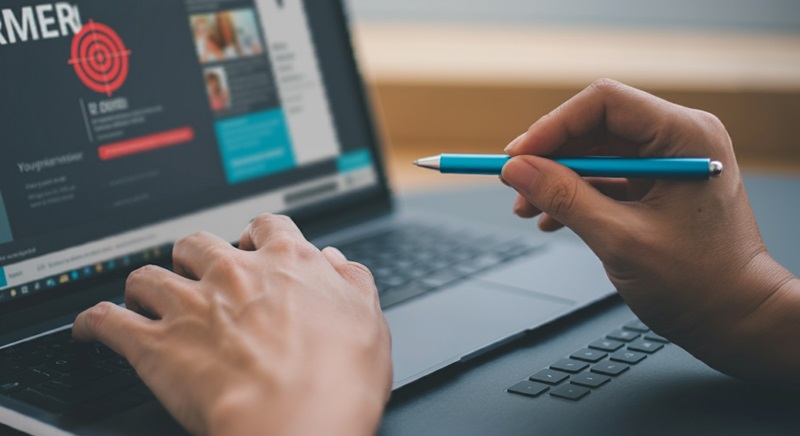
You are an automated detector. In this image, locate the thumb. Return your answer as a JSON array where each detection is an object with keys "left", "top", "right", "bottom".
[{"left": 502, "top": 156, "right": 622, "bottom": 246}]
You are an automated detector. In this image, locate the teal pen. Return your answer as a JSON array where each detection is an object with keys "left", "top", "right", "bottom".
[{"left": 413, "top": 154, "right": 724, "bottom": 180}]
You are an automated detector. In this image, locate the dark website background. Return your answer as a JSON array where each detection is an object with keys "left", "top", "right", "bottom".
[{"left": 0, "top": 0, "right": 378, "bottom": 271}]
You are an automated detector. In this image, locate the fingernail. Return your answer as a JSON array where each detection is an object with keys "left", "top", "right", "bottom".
[{"left": 504, "top": 132, "right": 528, "bottom": 154}]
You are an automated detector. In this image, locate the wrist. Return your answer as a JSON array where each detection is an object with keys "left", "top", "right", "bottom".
[
  {"left": 690, "top": 251, "right": 800, "bottom": 382},
  {"left": 207, "top": 374, "right": 386, "bottom": 436}
]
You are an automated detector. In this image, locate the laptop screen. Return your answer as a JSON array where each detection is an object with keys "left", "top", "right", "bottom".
[{"left": 0, "top": 0, "right": 386, "bottom": 307}]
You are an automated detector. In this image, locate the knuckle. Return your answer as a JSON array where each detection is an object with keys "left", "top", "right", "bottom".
[
  {"left": 84, "top": 302, "right": 115, "bottom": 331},
  {"left": 209, "top": 253, "right": 240, "bottom": 276},
  {"left": 589, "top": 78, "right": 623, "bottom": 95},
  {"left": 346, "top": 262, "right": 375, "bottom": 282},
  {"left": 268, "top": 234, "right": 314, "bottom": 256},
  {"left": 252, "top": 214, "right": 291, "bottom": 229},
  {"left": 173, "top": 232, "right": 205, "bottom": 257},
  {"left": 693, "top": 110, "right": 728, "bottom": 137}
]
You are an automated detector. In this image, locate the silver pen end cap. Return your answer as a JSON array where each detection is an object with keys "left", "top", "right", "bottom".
[{"left": 709, "top": 160, "right": 724, "bottom": 178}]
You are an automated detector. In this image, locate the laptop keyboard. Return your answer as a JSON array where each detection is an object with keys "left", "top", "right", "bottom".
[
  {"left": 0, "top": 328, "right": 153, "bottom": 422},
  {"left": 337, "top": 224, "right": 542, "bottom": 309},
  {"left": 0, "top": 223, "right": 540, "bottom": 420},
  {"left": 506, "top": 319, "right": 670, "bottom": 401}
]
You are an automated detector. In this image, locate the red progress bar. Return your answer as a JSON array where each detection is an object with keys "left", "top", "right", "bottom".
[{"left": 98, "top": 127, "right": 195, "bottom": 161}]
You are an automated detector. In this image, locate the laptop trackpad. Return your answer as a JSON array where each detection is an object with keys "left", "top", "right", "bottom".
[{"left": 386, "top": 281, "right": 573, "bottom": 387}]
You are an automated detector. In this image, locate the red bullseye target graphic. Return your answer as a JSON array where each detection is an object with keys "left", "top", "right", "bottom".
[{"left": 69, "top": 20, "right": 131, "bottom": 97}]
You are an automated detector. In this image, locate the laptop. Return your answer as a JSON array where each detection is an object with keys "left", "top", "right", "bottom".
[{"left": 0, "top": 0, "right": 612, "bottom": 434}]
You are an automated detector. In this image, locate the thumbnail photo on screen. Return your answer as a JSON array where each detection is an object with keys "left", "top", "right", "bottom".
[{"left": 191, "top": 8, "right": 264, "bottom": 64}]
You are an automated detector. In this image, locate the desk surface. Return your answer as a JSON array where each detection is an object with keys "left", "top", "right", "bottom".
[{"left": 381, "top": 173, "right": 800, "bottom": 435}]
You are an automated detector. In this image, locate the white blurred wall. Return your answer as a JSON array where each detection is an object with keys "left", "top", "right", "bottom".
[{"left": 347, "top": 0, "right": 800, "bottom": 33}]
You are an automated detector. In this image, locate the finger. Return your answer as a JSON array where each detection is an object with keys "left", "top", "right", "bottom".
[
  {"left": 506, "top": 79, "right": 721, "bottom": 158},
  {"left": 513, "top": 178, "right": 629, "bottom": 220},
  {"left": 322, "top": 247, "right": 377, "bottom": 300},
  {"left": 239, "top": 214, "right": 306, "bottom": 251},
  {"left": 514, "top": 194, "right": 541, "bottom": 219},
  {"left": 502, "top": 155, "right": 625, "bottom": 246},
  {"left": 539, "top": 213, "right": 565, "bottom": 232},
  {"left": 125, "top": 265, "right": 199, "bottom": 319},
  {"left": 322, "top": 246, "right": 348, "bottom": 267},
  {"left": 173, "top": 231, "right": 237, "bottom": 280},
  {"left": 73, "top": 302, "right": 154, "bottom": 360},
  {"left": 586, "top": 177, "right": 631, "bottom": 201}
]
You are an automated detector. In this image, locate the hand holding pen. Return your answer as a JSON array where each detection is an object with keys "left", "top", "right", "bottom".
[{"left": 416, "top": 80, "right": 798, "bottom": 384}]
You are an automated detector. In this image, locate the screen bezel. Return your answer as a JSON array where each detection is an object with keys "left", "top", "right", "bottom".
[{"left": 0, "top": 0, "right": 394, "bottom": 338}]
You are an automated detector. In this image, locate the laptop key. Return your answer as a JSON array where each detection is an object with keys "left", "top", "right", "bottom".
[
  {"left": 507, "top": 380, "right": 549, "bottom": 398},
  {"left": 44, "top": 357, "right": 81, "bottom": 373},
  {"left": 379, "top": 282, "right": 434, "bottom": 309},
  {"left": 72, "top": 364, "right": 118, "bottom": 380},
  {"left": 627, "top": 339, "right": 664, "bottom": 354},
  {"left": 606, "top": 329, "right": 640, "bottom": 342},
  {"left": 570, "top": 373, "right": 611, "bottom": 388},
  {"left": 550, "top": 359, "right": 589, "bottom": 374},
  {"left": 0, "top": 380, "right": 24, "bottom": 395},
  {"left": 550, "top": 384, "right": 591, "bottom": 401},
  {"left": 591, "top": 362, "right": 630, "bottom": 376},
  {"left": 530, "top": 369, "right": 569, "bottom": 385},
  {"left": 419, "top": 270, "right": 465, "bottom": 289},
  {"left": 12, "top": 388, "right": 70, "bottom": 413},
  {"left": 588, "top": 338, "right": 625, "bottom": 352},
  {"left": 644, "top": 333, "right": 670, "bottom": 343},
  {"left": 39, "top": 372, "right": 141, "bottom": 405},
  {"left": 610, "top": 350, "right": 647, "bottom": 365},
  {"left": 622, "top": 319, "right": 651, "bottom": 333},
  {"left": 570, "top": 349, "right": 608, "bottom": 363}
]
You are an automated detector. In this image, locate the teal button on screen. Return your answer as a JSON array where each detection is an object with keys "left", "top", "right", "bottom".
[{"left": 0, "top": 190, "right": 13, "bottom": 245}]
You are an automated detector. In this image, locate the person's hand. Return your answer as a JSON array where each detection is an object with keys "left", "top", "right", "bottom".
[
  {"left": 501, "top": 79, "right": 799, "bottom": 382},
  {"left": 73, "top": 215, "right": 392, "bottom": 435}
]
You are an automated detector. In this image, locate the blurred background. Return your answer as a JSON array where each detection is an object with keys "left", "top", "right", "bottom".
[{"left": 344, "top": 0, "right": 800, "bottom": 191}]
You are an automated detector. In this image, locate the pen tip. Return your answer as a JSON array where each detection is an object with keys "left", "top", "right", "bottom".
[{"left": 412, "top": 160, "right": 420, "bottom": 167}]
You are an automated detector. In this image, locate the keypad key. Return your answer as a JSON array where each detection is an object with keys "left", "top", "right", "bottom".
[
  {"left": 550, "top": 384, "right": 591, "bottom": 401},
  {"left": 622, "top": 320, "right": 651, "bottom": 333},
  {"left": 591, "top": 362, "right": 630, "bottom": 376},
  {"left": 606, "top": 329, "right": 640, "bottom": 342},
  {"left": 644, "top": 333, "right": 670, "bottom": 344},
  {"left": 570, "top": 373, "right": 611, "bottom": 388},
  {"left": 570, "top": 348, "right": 607, "bottom": 363},
  {"left": 529, "top": 369, "right": 569, "bottom": 385},
  {"left": 610, "top": 350, "right": 647, "bottom": 365},
  {"left": 550, "top": 359, "right": 589, "bottom": 374},
  {"left": 588, "top": 338, "right": 625, "bottom": 352},
  {"left": 627, "top": 339, "right": 664, "bottom": 354},
  {"left": 507, "top": 380, "right": 549, "bottom": 398}
]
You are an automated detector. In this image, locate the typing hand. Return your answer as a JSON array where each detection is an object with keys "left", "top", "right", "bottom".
[
  {"left": 73, "top": 215, "right": 392, "bottom": 435},
  {"left": 502, "top": 79, "right": 798, "bottom": 382}
]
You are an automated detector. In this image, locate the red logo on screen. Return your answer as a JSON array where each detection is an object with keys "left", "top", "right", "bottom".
[{"left": 68, "top": 20, "right": 131, "bottom": 97}]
